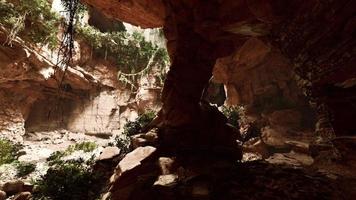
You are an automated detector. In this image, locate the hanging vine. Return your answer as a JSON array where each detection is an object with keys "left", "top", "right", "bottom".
[{"left": 54, "top": 0, "right": 82, "bottom": 88}]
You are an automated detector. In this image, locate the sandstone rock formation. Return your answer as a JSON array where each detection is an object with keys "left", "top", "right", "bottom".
[
  {"left": 0, "top": 28, "right": 162, "bottom": 141},
  {"left": 78, "top": 1, "right": 355, "bottom": 198},
  {"left": 81, "top": 0, "right": 355, "bottom": 140}
]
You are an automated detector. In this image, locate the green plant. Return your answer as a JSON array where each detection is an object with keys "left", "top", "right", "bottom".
[
  {"left": 221, "top": 106, "right": 241, "bottom": 128},
  {"left": 33, "top": 161, "right": 101, "bottom": 200},
  {"left": 47, "top": 141, "right": 97, "bottom": 165},
  {"left": 15, "top": 161, "right": 36, "bottom": 177},
  {"left": 123, "top": 110, "right": 157, "bottom": 136},
  {"left": 109, "top": 135, "right": 131, "bottom": 154},
  {"left": 0, "top": 138, "right": 23, "bottom": 165},
  {"left": 77, "top": 24, "right": 169, "bottom": 89},
  {"left": 73, "top": 141, "right": 98, "bottom": 152},
  {"left": 0, "top": 0, "right": 60, "bottom": 48}
]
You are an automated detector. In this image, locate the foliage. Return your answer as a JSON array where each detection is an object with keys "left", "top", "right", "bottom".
[
  {"left": 221, "top": 106, "right": 241, "bottom": 128},
  {"left": 47, "top": 141, "right": 97, "bottom": 165},
  {"left": 108, "top": 110, "right": 157, "bottom": 154},
  {"left": 72, "top": 141, "right": 98, "bottom": 152},
  {"left": 15, "top": 161, "right": 36, "bottom": 177},
  {"left": 0, "top": 0, "right": 60, "bottom": 48},
  {"left": 123, "top": 110, "right": 157, "bottom": 136},
  {"left": 77, "top": 25, "right": 169, "bottom": 89},
  {"left": 0, "top": 138, "right": 23, "bottom": 165},
  {"left": 35, "top": 140, "right": 100, "bottom": 199},
  {"left": 33, "top": 160, "right": 101, "bottom": 200},
  {"left": 109, "top": 135, "right": 132, "bottom": 154}
]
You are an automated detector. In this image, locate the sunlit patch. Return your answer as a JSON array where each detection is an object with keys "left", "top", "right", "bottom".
[{"left": 39, "top": 67, "right": 55, "bottom": 79}]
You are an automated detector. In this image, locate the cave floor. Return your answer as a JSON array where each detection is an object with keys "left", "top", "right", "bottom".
[{"left": 124, "top": 160, "right": 356, "bottom": 200}]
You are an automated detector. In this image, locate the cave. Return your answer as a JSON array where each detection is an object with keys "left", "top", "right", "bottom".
[
  {"left": 0, "top": 0, "right": 355, "bottom": 199},
  {"left": 80, "top": 0, "right": 356, "bottom": 199}
]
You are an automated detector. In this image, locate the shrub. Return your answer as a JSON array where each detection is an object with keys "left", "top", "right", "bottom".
[
  {"left": 73, "top": 141, "right": 98, "bottom": 152},
  {"left": 47, "top": 141, "right": 97, "bottom": 165},
  {"left": 221, "top": 106, "right": 241, "bottom": 128},
  {"left": 15, "top": 161, "right": 36, "bottom": 177},
  {"left": 33, "top": 161, "right": 101, "bottom": 200},
  {"left": 0, "top": 138, "right": 23, "bottom": 165},
  {"left": 109, "top": 135, "right": 131, "bottom": 154},
  {"left": 123, "top": 110, "right": 157, "bottom": 136}
]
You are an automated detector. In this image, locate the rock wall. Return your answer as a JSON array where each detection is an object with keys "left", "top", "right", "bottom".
[
  {"left": 0, "top": 28, "right": 162, "bottom": 141},
  {"left": 213, "top": 38, "right": 316, "bottom": 139},
  {"left": 81, "top": 0, "right": 356, "bottom": 140}
]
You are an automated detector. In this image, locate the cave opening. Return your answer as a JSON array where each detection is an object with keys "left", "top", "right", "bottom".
[{"left": 0, "top": 0, "right": 355, "bottom": 199}]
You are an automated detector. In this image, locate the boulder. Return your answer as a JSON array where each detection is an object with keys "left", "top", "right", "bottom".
[
  {"left": 2, "top": 180, "right": 24, "bottom": 195},
  {"left": 111, "top": 146, "right": 158, "bottom": 189},
  {"left": 153, "top": 174, "right": 178, "bottom": 187},
  {"left": 158, "top": 157, "right": 175, "bottom": 175},
  {"left": 285, "top": 140, "right": 309, "bottom": 154},
  {"left": 0, "top": 190, "right": 6, "bottom": 200},
  {"left": 131, "top": 130, "right": 158, "bottom": 149},
  {"left": 13, "top": 191, "right": 31, "bottom": 200},
  {"left": 99, "top": 147, "right": 121, "bottom": 161}
]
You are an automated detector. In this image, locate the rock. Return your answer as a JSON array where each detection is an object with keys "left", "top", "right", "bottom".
[
  {"left": 22, "top": 183, "right": 34, "bottom": 193},
  {"left": 144, "top": 130, "right": 158, "bottom": 143},
  {"left": 332, "top": 136, "right": 356, "bottom": 165},
  {"left": 13, "top": 191, "right": 31, "bottom": 200},
  {"left": 82, "top": 0, "right": 166, "bottom": 28},
  {"left": 109, "top": 146, "right": 160, "bottom": 200},
  {"left": 158, "top": 157, "right": 175, "bottom": 175},
  {"left": 2, "top": 180, "right": 24, "bottom": 195},
  {"left": 131, "top": 130, "right": 158, "bottom": 149},
  {"left": 191, "top": 181, "right": 210, "bottom": 198},
  {"left": 266, "top": 151, "right": 314, "bottom": 166},
  {"left": 99, "top": 147, "right": 121, "bottom": 161},
  {"left": 111, "top": 146, "right": 158, "bottom": 189},
  {"left": 0, "top": 190, "right": 6, "bottom": 200},
  {"left": 261, "top": 126, "right": 287, "bottom": 146},
  {"left": 153, "top": 174, "right": 178, "bottom": 187},
  {"left": 101, "top": 192, "right": 111, "bottom": 200},
  {"left": 131, "top": 134, "right": 148, "bottom": 149},
  {"left": 285, "top": 140, "right": 309, "bottom": 154},
  {"left": 243, "top": 139, "right": 270, "bottom": 158},
  {"left": 268, "top": 109, "right": 302, "bottom": 129}
]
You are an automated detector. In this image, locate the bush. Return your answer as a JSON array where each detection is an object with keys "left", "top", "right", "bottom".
[
  {"left": 15, "top": 161, "right": 36, "bottom": 177},
  {"left": 47, "top": 141, "right": 97, "bottom": 165},
  {"left": 33, "top": 161, "right": 101, "bottom": 200},
  {"left": 221, "top": 106, "right": 241, "bottom": 128},
  {"left": 0, "top": 138, "right": 23, "bottom": 165},
  {"left": 73, "top": 141, "right": 98, "bottom": 152},
  {"left": 123, "top": 110, "right": 157, "bottom": 136},
  {"left": 109, "top": 135, "right": 131, "bottom": 154}
]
